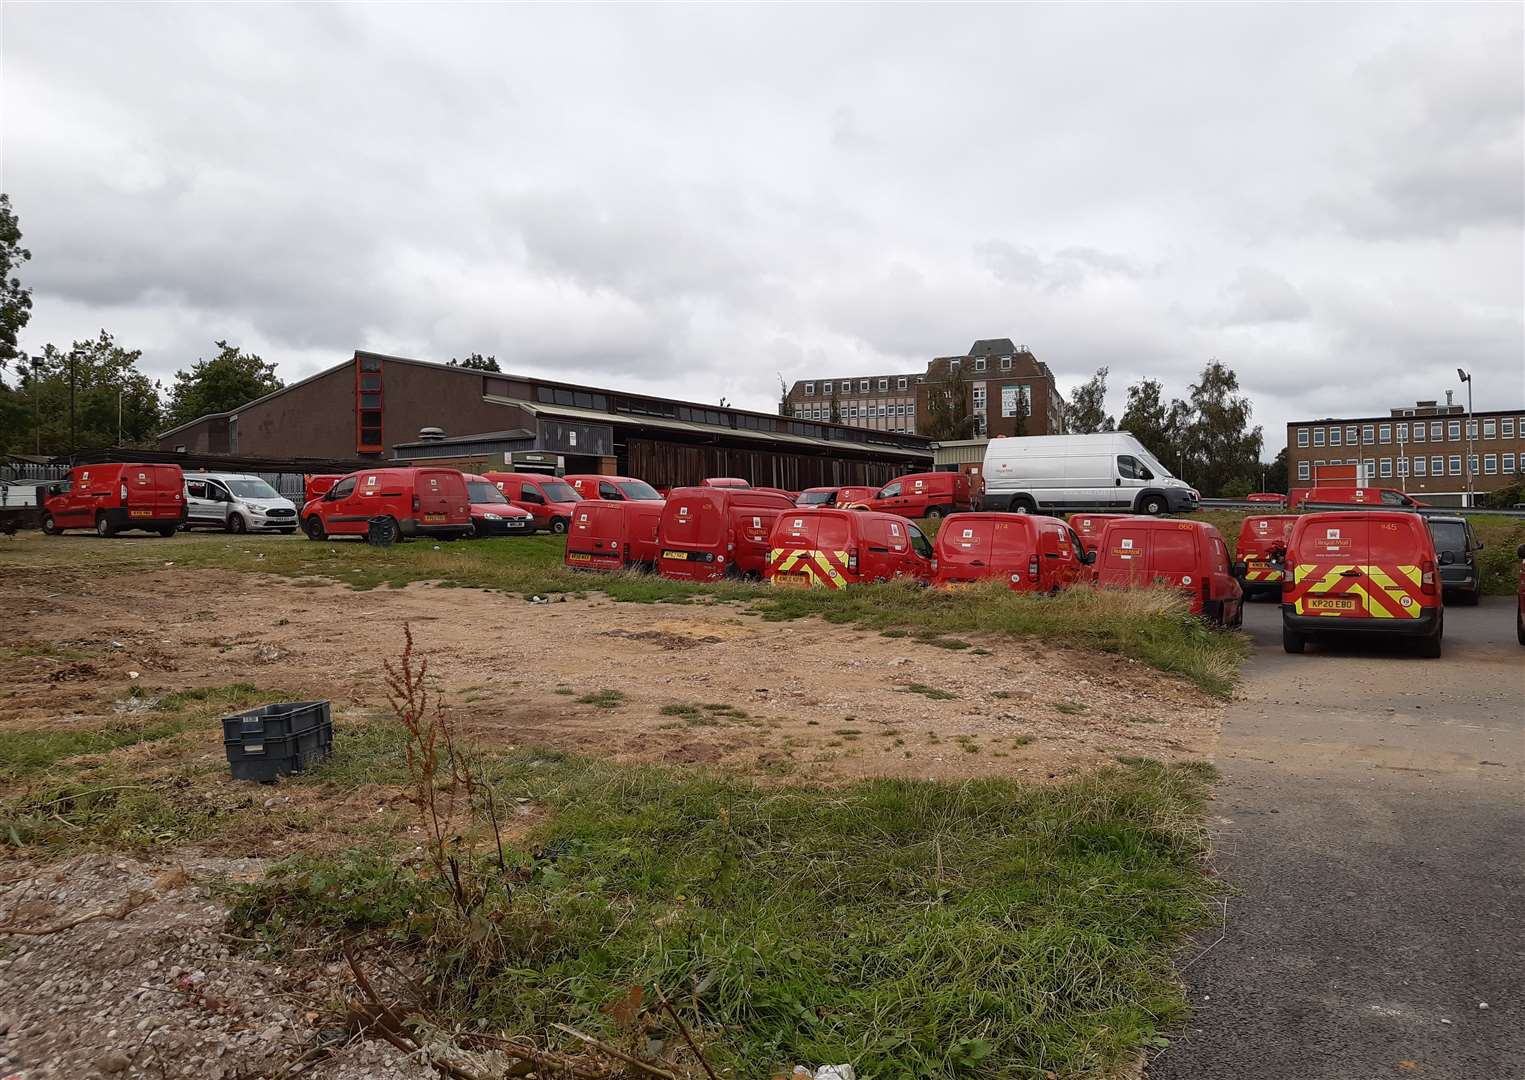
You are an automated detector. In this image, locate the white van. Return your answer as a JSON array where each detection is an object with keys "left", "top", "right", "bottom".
[
  {"left": 979, "top": 433, "right": 1198, "bottom": 515},
  {"left": 184, "top": 472, "right": 299, "bottom": 533}
]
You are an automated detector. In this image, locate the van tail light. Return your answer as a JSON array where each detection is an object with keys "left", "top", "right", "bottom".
[
  {"left": 1282, "top": 550, "right": 1296, "bottom": 598},
  {"left": 847, "top": 548, "right": 859, "bottom": 573},
  {"left": 1420, "top": 558, "right": 1437, "bottom": 596},
  {"left": 412, "top": 494, "right": 421, "bottom": 512},
  {"left": 1027, "top": 554, "right": 1039, "bottom": 581},
  {"left": 120, "top": 483, "right": 128, "bottom": 501}
]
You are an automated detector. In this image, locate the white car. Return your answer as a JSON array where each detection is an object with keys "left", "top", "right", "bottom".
[{"left": 184, "top": 473, "right": 299, "bottom": 533}]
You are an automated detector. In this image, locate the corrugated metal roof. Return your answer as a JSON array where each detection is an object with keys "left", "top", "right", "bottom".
[{"left": 490, "top": 397, "right": 930, "bottom": 460}]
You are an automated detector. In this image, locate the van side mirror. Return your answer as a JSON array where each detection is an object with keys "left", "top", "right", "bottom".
[
  {"left": 1081, "top": 550, "right": 1096, "bottom": 565},
  {"left": 1438, "top": 550, "right": 1455, "bottom": 566},
  {"left": 1231, "top": 561, "right": 1248, "bottom": 577}
]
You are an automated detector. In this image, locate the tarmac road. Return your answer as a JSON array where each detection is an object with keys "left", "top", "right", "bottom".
[{"left": 1151, "top": 594, "right": 1525, "bottom": 1080}]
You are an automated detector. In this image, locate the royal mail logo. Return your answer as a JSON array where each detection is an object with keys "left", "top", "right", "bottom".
[
  {"left": 962, "top": 528, "right": 974, "bottom": 538},
  {"left": 1326, "top": 528, "right": 1341, "bottom": 540},
  {"left": 1121, "top": 538, "right": 1135, "bottom": 550}
]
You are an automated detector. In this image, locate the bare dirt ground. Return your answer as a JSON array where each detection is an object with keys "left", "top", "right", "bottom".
[
  {"left": 1, "top": 557, "right": 1221, "bottom": 1080},
  {"left": 2, "top": 565, "right": 1219, "bottom": 786}
]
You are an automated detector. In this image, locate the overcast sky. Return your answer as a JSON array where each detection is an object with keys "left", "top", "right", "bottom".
[{"left": 5, "top": 3, "right": 1522, "bottom": 452}]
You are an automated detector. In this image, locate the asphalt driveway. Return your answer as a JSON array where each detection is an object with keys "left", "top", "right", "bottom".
[{"left": 1151, "top": 595, "right": 1524, "bottom": 1080}]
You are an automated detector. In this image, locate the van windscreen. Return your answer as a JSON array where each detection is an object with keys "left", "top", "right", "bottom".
[
  {"left": 615, "top": 480, "right": 662, "bottom": 501},
  {"left": 225, "top": 478, "right": 280, "bottom": 499},
  {"left": 466, "top": 481, "right": 509, "bottom": 504},
  {"left": 538, "top": 480, "right": 579, "bottom": 503},
  {"left": 798, "top": 490, "right": 834, "bottom": 505}
]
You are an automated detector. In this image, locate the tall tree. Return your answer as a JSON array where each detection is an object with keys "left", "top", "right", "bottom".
[
  {"left": 449, "top": 352, "right": 500, "bottom": 371},
  {"left": 777, "top": 374, "right": 794, "bottom": 417},
  {"left": 0, "top": 193, "right": 33, "bottom": 376},
  {"left": 1066, "top": 367, "right": 1114, "bottom": 434},
  {"left": 3, "top": 331, "right": 161, "bottom": 454},
  {"left": 1264, "top": 445, "right": 1288, "bottom": 494},
  {"left": 1184, "top": 360, "right": 1262, "bottom": 497},
  {"left": 919, "top": 362, "right": 973, "bottom": 440},
  {"left": 1117, "top": 378, "right": 1177, "bottom": 464},
  {"left": 829, "top": 386, "right": 842, "bottom": 424},
  {"left": 166, "top": 341, "right": 282, "bottom": 427}
]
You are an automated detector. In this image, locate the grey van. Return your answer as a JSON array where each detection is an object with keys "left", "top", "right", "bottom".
[{"left": 184, "top": 473, "right": 298, "bottom": 534}]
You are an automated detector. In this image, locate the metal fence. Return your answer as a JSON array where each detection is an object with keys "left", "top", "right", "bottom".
[
  {"left": 1, "top": 462, "right": 67, "bottom": 485},
  {"left": 1198, "top": 497, "right": 1525, "bottom": 518}
]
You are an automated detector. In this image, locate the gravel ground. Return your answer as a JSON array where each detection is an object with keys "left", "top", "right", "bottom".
[{"left": 0, "top": 853, "right": 427, "bottom": 1080}]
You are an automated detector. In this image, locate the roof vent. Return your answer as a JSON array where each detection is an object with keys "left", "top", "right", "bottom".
[{"left": 418, "top": 426, "right": 446, "bottom": 442}]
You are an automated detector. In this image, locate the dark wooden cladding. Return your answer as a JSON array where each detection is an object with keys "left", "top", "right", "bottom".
[{"left": 624, "top": 437, "right": 907, "bottom": 490}]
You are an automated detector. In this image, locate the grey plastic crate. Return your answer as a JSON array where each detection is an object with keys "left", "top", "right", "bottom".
[{"left": 222, "top": 700, "right": 333, "bottom": 783}]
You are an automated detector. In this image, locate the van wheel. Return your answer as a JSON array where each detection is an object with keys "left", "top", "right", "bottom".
[
  {"left": 95, "top": 514, "right": 117, "bottom": 538},
  {"left": 1139, "top": 494, "right": 1167, "bottom": 516},
  {"left": 551, "top": 517, "right": 568, "bottom": 534},
  {"left": 41, "top": 514, "right": 60, "bottom": 536},
  {"left": 302, "top": 516, "right": 326, "bottom": 541},
  {"left": 1282, "top": 624, "right": 1306, "bottom": 654},
  {"left": 1416, "top": 631, "right": 1442, "bottom": 659},
  {"left": 1516, "top": 610, "right": 1524, "bottom": 646},
  {"left": 925, "top": 506, "right": 944, "bottom": 520},
  {"left": 157, "top": 525, "right": 177, "bottom": 538},
  {"left": 228, "top": 514, "right": 247, "bottom": 534},
  {"left": 1457, "top": 588, "right": 1480, "bottom": 606},
  {"left": 1011, "top": 497, "right": 1036, "bottom": 514}
]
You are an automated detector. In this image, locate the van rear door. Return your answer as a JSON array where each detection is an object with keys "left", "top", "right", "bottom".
[
  {"left": 1365, "top": 516, "right": 1432, "bottom": 620},
  {"left": 1099, "top": 521, "right": 1153, "bottom": 586},
  {"left": 1292, "top": 516, "right": 1370, "bottom": 619},
  {"left": 939, "top": 518, "right": 994, "bottom": 582},
  {"left": 416, "top": 470, "right": 464, "bottom": 525},
  {"left": 150, "top": 466, "right": 183, "bottom": 518}
]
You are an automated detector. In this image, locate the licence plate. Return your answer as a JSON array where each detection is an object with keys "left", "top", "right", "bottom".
[
  {"left": 1306, "top": 596, "right": 1357, "bottom": 612},
  {"left": 129, "top": 510, "right": 152, "bottom": 518},
  {"left": 771, "top": 573, "right": 811, "bottom": 589},
  {"left": 424, "top": 513, "right": 445, "bottom": 523},
  {"left": 661, "top": 550, "right": 688, "bottom": 561},
  {"left": 568, "top": 553, "right": 593, "bottom": 562}
]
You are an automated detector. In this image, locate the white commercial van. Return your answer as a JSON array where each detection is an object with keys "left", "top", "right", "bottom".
[{"left": 979, "top": 433, "right": 1198, "bottom": 515}]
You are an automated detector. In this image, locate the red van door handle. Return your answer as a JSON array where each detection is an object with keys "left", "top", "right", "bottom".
[
  {"left": 1339, "top": 569, "right": 1361, "bottom": 577},
  {"left": 970, "top": 559, "right": 985, "bottom": 567},
  {"left": 868, "top": 546, "right": 889, "bottom": 553}
]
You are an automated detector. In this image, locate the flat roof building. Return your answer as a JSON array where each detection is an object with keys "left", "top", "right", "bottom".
[
  {"left": 158, "top": 350, "right": 932, "bottom": 489},
  {"left": 1287, "top": 400, "right": 1525, "bottom": 506}
]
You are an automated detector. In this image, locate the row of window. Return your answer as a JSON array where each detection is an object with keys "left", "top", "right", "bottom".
[
  {"left": 798, "top": 403, "right": 918, "bottom": 422},
  {"left": 803, "top": 376, "right": 914, "bottom": 396},
  {"left": 950, "top": 356, "right": 1018, "bottom": 374},
  {"left": 1297, "top": 416, "right": 1520, "bottom": 449},
  {"left": 1296, "top": 453, "right": 1518, "bottom": 480}
]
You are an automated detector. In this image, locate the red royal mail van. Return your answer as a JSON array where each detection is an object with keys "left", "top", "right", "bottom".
[
  {"left": 933, "top": 513, "right": 1089, "bottom": 592},
  {"left": 1068, "top": 513, "right": 1133, "bottom": 555},
  {"left": 462, "top": 474, "right": 535, "bottom": 537},
  {"left": 765, "top": 508, "right": 932, "bottom": 589},
  {"left": 564, "top": 475, "right": 664, "bottom": 502},
  {"left": 1293, "top": 486, "right": 1426, "bottom": 510},
  {"left": 1281, "top": 511, "right": 1443, "bottom": 656},
  {"left": 862, "top": 472, "right": 973, "bottom": 519},
  {"left": 702, "top": 477, "right": 750, "bottom": 489},
  {"left": 1245, "top": 492, "right": 1287, "bottom": 505},
  {"left": 1093, "top": 518, "right": 1244, "bottom": 627},
  {"left": 1235, "top": 514, "right": 1298, "bottom": 598},
  {"left": 799, "top": 485, "right": 877, "bottom": 509},
  {"left": 42, "top": 463, "right": 186, "bottom": 537},
  {"left": 657, "top": 487, "right": 794, "bottom": 581},
  {"left": 304, "top": 474, "right": 342, "bottom": 505},
  {"left": 565, "top": 499, "right": 665, "bottom": 571},
  {"left": 482, "top": 472, "right": 581, "bottom": 534},
  {"left": 301, "top": 467, "right": 471, "bottom": 541}
]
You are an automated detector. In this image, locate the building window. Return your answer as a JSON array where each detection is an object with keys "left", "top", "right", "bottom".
[
  {"left": 1297, "top": 428, "right": 1310, "bottom": 448},
  {"left": 1357, "top": 424, "right": 1371, "bottom": 444},
  {"left": 1414, "top": 457, "right": 1426, "bottom": 476},
  {"left": 974, "top": 358, "right": 986, "bottom": 372},
  {"left": 804, "top": 382, "right": 814, "bottom": 396},
  {"left": 1346, "top": 425, "right": 1358, "bottom": 444},
  {"left": 1379, "top": 424, "right": 1391, "bottom": 443},
  {"left": 1502, "top": 417, "right": 1515, "bottom": 438},
  {"left": 896, "top": 377, "right": 908, "bottom": 390},
  {"left": 950, "top": 360, "right": 961, "bottom": 371},
  {"left": 1504, "top": 453, "right": 1517, "bottom": 474},
  {"left": 1000, "top": 356, "right": 1013, "bottom": 371},
  {"left": 877, "top": 378, "right": 888, "bottom": 391},
  {"left": 1312, "top": 428, "right": 1325, "bottom": 447},
  {"left": 1466, "top": 419, "right": 1478, "bottom": 439},
  {"left": 1297, "top": 462, "right": 1311, "bottom": 480},
  {"left": 1469, "top": 454, "right": 1480, "bottom": 475},
  {"left": 1413, "top": 423, "right": 1425, "bottom": 443},
  {"left": 854, "top": 380, "right": 866, "bottom": 393},
  {"left": 1431, "top": 455, "right": 1444, "bottom": 476},
  {"left": 1314, "top": 459, "right": 1325, "bottom": 468},
  {"left": 1448, "top": 420, "right": 1461, "bottom": 441},
  {"left": 1429, "top": 420, "right": 1442, "bottom": 440},
  {"left": 1363, "top": 458, "right": 1376, "bottom": 480},
  {"left": 822, "top": 382, "right": 832, "bottom": 394},
  {"left": 1483, "top": 418, "right": 1497, "bottom": 439},
  {"left": 1379, "top": 458, "right": 1392, "bottom": 477},
  {"left": 1484, "top": 454, "right": 1497, "bottom": 475},
  {"left": 1329, "top": 427, "right": 1342, "bottom": 446},
  {"left": 1448, "top": 455, "right": 1462, "bottom": 476},
  {"left": 1396, "top": 423, "right": 1407, "bottom": 443},
  {"left": 1397, "top": 457, "right": 1409, "bottom": 477},
  {"left": 355, "top": 355, "right": 383, "bottom": 452}
]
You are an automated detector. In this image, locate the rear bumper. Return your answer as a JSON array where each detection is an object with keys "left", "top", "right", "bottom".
[
  {"left": 1282, "top": 605, "right": 1441, "bottom": 637},
  {"left": 1440, "top": 570, "right": 1478, "bottom": 591},
  {"left": 107, "top": 506, "right": 186, "bottom": 529},
  {"left": 658, "top": 554, "right": 725, "bottom": 581}
]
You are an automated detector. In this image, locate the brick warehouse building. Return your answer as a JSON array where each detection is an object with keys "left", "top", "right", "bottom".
[
  {"left": 157, "top": 350, "right": 932, "bottom": 489},
  {"left": 783, "top": 338, "right": 1065, "bottom": 439},
  {"left": 1287, "top": 399, "right": 1525, "bottom": 505}
]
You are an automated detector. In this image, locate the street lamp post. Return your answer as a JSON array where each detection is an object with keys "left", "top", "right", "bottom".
[{"left": 1457, "top": 369, "right": 1474, "bottom": 508}]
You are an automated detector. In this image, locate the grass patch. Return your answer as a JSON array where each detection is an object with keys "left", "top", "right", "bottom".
[
  {"left": 901, "top": 683, "right": 957, "bottom": 701},
  {"left": 575, "top": 690, "right": 626, "bottom": 709},
  {"left": 659, "top": 703, "right": 702, "bottom": 719},
  {"left": 0, "top": 719, "right": 192, "bottom": 782},
  {"left": 1056, "top": 702, "right": 1087, "bottom": 716},
  {"left": 230, "top": 750, "right": 1220, "bottom": 1080}
]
